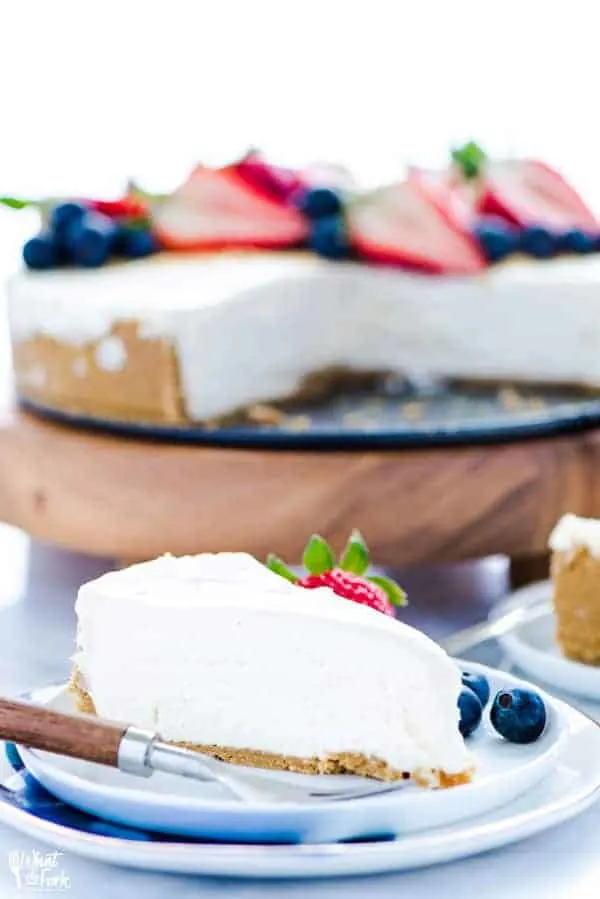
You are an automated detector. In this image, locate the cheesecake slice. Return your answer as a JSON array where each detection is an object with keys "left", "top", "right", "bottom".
[
  {"left": 71, "top": 552, "right": 473, "bottom": 786},
  {"left": 549, "top": 513, "right": 600, "bottom": 663}
]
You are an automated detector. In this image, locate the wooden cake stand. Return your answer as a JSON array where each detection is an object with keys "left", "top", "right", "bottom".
[{"left": 0, "top": 404, "right": 598, "bottom": 587}]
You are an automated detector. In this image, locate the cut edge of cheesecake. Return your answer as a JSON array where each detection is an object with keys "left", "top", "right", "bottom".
[
  {"left": 550, "top": 513, "right": 600, "bottom": 664},
  {"left": 68, "top": 666, "right": 473, "bottom": 788}
]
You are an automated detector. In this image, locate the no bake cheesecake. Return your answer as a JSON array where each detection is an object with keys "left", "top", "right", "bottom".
[
  {"left": 550, "top": 514, "right": 600, "bottom": 664},
  {"left": 70, "top": 552, "right": 473, "bottom": 786},
  {"left": 6, "top": 145, "right": 600, "bottom": 427}
]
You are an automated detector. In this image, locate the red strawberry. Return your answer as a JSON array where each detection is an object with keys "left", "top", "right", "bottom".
[
  {"left": 479, "top": 160, "right": 598, "bottom": 230},
  {"left": 347, "top": 179, "right": 486, "bottom": 274},
  {"left": 153, "top": 164, "right": 308, "bottom": 251},
  {"left": 88, "top": 196, "right": 148, "bottom": 220},
  {"left": 298, "top": 569, "right": 395, "bottom": 616},
  {"left": 231, "top": 150, "right": 307, "bottom": 204},
  {"left": 266, "top": 530, "right": 406, "bottom": 618}
]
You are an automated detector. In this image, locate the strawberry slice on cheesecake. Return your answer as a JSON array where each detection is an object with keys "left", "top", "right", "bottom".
[
  {"left": 347, "top": 177, "right": 485, "bottom": 274},
  {"left": 153, "top": 163, "right": 308, "bottom": 251}
]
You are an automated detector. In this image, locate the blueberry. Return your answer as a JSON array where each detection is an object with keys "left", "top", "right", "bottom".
[
  {"left": 296, "top": 187, "right": 344, "bottom": 220},
  {"left": 490, "top": 688, "right": 547, "bottom": 744},
  {"left": 49, "top": 201, "right": 87, "bottom": 233},
  {"left": 520, "top": 225, "right": 558, "bottom": 259},
  {"left": 461, "top": 671, "right": 490, "bottom": 707},
  {"left": 22, "top": 232, "right": 61, "bottom": 270},
  {"left": 458, "top": 688, "right": 483, "bottom": 738},
  {"left": 308, "top": 216, "right": 350, "bottom": 260},
  {"left": 560, "top": 228, "right": 598, "bottom": 254},
  {"left": 67, "top": 211, "right": 118, "bottom": 267},
  {"left": 117, "top": 227, "right": 159, "bottom": 259},
  {"left": 474, "top": 218, "right": 519, "bottom": 263}
]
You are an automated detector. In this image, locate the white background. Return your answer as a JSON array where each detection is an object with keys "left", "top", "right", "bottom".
[{"left": 0, "top": 0, "right": 599, "bottom": 200}]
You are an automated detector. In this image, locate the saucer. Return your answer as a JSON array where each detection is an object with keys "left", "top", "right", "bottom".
[{"left": 492, "top": 582, "right": 600, "bottom": 701}]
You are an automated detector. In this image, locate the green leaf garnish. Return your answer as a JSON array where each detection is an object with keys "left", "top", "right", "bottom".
[
  {"left": 450, "top": 141, "right": 487, "bottom": 180},
  {"left": 0, "top": 196, "right": 36, "bottom": 210},
  {"left": 303, "top": 534, "right": 335, "bottom": 575},
  {"left": 266, "top": 553, "right": 298, "bottom": 584},
  {"left": 368, "top": 575, "right": 408, "bottom": 607},
  {"left": 339, "top": 528, "right": 369, "bottom": 575}
]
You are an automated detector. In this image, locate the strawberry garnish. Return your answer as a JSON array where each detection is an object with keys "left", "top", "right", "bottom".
[
  {"left": 479, "top": 160, "right": 598, "bottom": 231},
  {"left": 153, "top": 164, "right": 308, "bottom": 251},
  {"left": 267, "top": 530, "right": 406, "bottom": 617},
  {"left": 347, "top": 179, "right": 485, "bottom": 274},
  {"left": 88, "top": 196, "right": 149, "bottom": 221},
  {"left": 231, "top": 150, "right": 307, "bottom": 204},
  {"left": 451, "top": 141, "right": 598, "bottom": 231}
]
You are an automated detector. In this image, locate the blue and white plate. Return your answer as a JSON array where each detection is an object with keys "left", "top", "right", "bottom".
[
  {"left": 493, "top": 582, "right": 600, "bottom": 702},
  {"left": 0, "top": 662, "right": 598, "bottom": 878},
  {"left": 17, "top": 667, "right": 566, "bottom": 844}
]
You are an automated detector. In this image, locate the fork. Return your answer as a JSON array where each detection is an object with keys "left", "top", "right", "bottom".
[{"left": 0, "top": 697, "right": 404, "bottom": 804}]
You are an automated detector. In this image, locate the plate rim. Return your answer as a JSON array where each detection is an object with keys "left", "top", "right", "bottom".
[
  {"left": 17, "top": 663, "right": 567, "bottom": 820},
  {"left": 1, "top": 696, "right": 599, "bottom": 878},
  {"left": 491, "top": 581, "right": 600, "bottom": 695}
]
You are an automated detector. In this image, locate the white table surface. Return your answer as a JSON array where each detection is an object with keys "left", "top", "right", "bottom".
[{"left": 0, "top": 539, "right": 597, "bottom": 898}]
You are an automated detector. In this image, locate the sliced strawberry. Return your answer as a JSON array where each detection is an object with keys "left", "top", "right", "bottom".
[
  {"left": 348, "top": 180, "right": 486, "bottom": 274},
  {"left": 479, "top": 160, "right": 598, "bottom": 230},
  {"left": 153, "top": 165, "right": 308, "bottom": 251},
  {"left": 409, "top": 167, "right": 481, "bottom": 231},
  {"left": 230, "top": 150, "right": 307, "bottom": 204},
  {"left": 89, "top": 196, "right": 148, "bottom": 220}
]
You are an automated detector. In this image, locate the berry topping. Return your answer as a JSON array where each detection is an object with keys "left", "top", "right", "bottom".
[
  {"left": 23, "top": 233, "right": 61, "bottom": 270},
  {"left": 348, "top": 180, "right": 485, "bottom": 274},
  {"left": 88, "top": 196, "right": 148, "bottom": 220},
  {"left": 519, "top": 225, "right": 558, "bottom": 259},
  {"left": 232, "top": 150, "right": 306, "bottom": 204},
  {"left": 117, "top": 226, "right": 159, "bottom": 259},
  {"left": 458, "top": 688, "right": 483, "bottom": 738},
  {"left": 479, "top": 159, "right": 598, "bottom": 231},
  {"left": 67, "top": 211, "right": 119, "bottom": 267},
  {"left": 298, "top": 569, "right": 396, "bottom": 616},
  {"left": 266, "top": 529, "right": 406, "bottom": 617},
  {"left": 153, "top": 165, "right": 308, "bottom": 251},
  {"left": 49, "top": 201, "right": 88, "bottom": 233},
  {"left": 473, "top": 217, "right": 520, "bottom": 263},
  {"left": 309, "top": 216, "right": 351, "bottom": 260},
  {"left": 560, "top": 228, "right": 599, "bottom": 254},
  {"left": 461, "top": 671, "right": 490, "bottom": 707},
  {"left": 296, "top": 187, "right": 344, "bottom": 220},
  {"left": 490, "top": 688, "right": 547, "bottom": 744}
]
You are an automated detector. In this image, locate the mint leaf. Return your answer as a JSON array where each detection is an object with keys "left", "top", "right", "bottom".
[
  {"left": 368, "top": 575, "right": 407, "bottom": 607},
  {"left": 451, "top": 141, "right": 487, "bottom": 180},
  {"left": 266, "top": 554, "right": 298, "bottom": 584},
  {"left": 303, "top": 535, "right": 335, "bottom": 575},
  {"left": 0, "top": 197, "right": 35, "bottom": 210},
  {"left": 339, "top": 529, "right": 369, "bottom": 575}
]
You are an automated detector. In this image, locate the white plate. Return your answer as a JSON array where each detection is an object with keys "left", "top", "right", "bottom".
[
  {"left": 18, "top": 664, "right": 565, "bottom": 845},
  {"left": 493, "top": 581, "right": 600, "bottom": 701},
  {"left": 0, "top": 674, "right": 598, "bottom": 878}
]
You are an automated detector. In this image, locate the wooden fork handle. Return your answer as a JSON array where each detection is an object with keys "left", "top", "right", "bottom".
[{"left": 0, "top": 697, "right": 127, "bottom": 767}]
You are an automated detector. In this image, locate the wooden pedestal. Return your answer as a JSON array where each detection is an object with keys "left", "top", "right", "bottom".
[{"left": 0, "top": 408, "right": 595, "bottom": 584}]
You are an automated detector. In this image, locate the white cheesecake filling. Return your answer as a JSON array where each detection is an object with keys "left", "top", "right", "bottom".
[
  {"left": 549, "top": 513, "right": 600, "bottom": 558},
  {"left": 9, "top": 252, "right": 600, "bottom": 421},
  {"left": 74, "top": 553, "right": 472, "bottom": 778}
]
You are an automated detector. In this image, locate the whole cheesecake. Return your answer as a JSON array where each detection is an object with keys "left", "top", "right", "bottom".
[
  {"left": 9, "top": 251, "right": 600, "bottom": 425},
  {"left": 71, "top": 551, "right": 473, "bottom": 786},
  {"left": 8, "top": 147, "right": 600, "bottom": 426}
]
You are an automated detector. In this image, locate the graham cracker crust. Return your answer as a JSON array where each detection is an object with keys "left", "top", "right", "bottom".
[
  {"left": 68, "top": 668, "right": 471, "bottom": 788},
  {"left": 13, "top": 321, "right": 186, "bottom": 424},
  {"left": 552, "top": 547, "right": 600, "bottom": 664}
]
